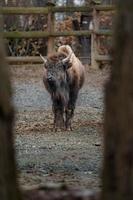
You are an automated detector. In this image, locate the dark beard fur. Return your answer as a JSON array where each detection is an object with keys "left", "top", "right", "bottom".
[{"left": 52, "top": 86, "right": 69, "bottom": 108}]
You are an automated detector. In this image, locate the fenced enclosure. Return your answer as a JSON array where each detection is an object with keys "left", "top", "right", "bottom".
[{"left": 0, "top": 2, "right": 114, "bottom": 68}]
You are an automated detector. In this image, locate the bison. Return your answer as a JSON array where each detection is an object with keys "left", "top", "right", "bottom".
[{"left": 40, "top": 45, "right": 85, "bottom": 131}]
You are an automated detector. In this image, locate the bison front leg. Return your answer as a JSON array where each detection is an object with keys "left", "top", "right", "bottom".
[
  {"left": 65, "top": 108, "right": 74, "bottom": 131},
  {"left": 52, "top": 101, "right": 65, "bottom": 131},
  {"left": 65, "top": 89, "right": 78, "bottom": 131}
]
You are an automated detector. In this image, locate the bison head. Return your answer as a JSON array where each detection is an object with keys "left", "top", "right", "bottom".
[{"left": 40, "top": 53, "right": 72, "bottom": 105}]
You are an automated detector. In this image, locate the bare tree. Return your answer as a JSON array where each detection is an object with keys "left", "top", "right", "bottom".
[
  {"left": 66, "top": 0, "right": 74, "bottom": 6},
  {"left": 101, "top": 0, "right": 133, "bottom": 200}
]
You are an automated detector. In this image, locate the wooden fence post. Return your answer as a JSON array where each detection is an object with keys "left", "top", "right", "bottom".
[
  {"left": 47, "top": 1, "right": 55, "bottom": 55},
  {"left": 91, "top": 8, "right": 99, "bottom": 69},
  {"left": 0, "top": 14, "right": 22, "bottom": 200},
  {"left": 0, "top": 5, "right": 114, "bottom": 64}
]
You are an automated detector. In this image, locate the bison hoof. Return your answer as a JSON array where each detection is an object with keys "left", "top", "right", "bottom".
[
  {"left": 66, "top": 127, "right": 73, "bottom": 131},
  {"left": 53, "top": 124, "right": 65, "bottom": 132},
  {"left": 53, "top": 118, "right": 65, "bottom": 132},
  {"left": 65, "top": 122, "right": 73, "bottom": 131},
  {"left": 54, "top": 127, "right": 65, "bottom": 132}
]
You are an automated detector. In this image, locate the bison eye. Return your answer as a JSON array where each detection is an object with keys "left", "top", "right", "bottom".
[{"left": 62, "top": 61, "right": 72, "bottom": 70}]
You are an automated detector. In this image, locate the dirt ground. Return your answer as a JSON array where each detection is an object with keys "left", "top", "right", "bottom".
[{"left": 10, "top": 64, "right": 109, "bottom": 192}]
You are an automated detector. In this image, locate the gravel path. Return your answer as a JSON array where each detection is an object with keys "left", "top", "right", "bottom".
[
  {"left": 13, "top": 79, "right": 103, "bottom": 112},
  {"left": 11, "top": 65, "right": 108, "bottom": 191}
]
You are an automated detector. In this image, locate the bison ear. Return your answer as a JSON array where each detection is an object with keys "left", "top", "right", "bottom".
[{"left": 63, "top": 61, "right": 72, "bottom": 70}]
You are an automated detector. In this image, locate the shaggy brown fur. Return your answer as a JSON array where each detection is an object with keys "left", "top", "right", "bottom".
[
  {"left": 57, "top": 45, "right": 85, "bottom": 130},
  {"left": 58, "top": 45, "right": 85, "bottom": 89},
  {"left": 42, "top": 45, "right": 85, "bottom": 131}
]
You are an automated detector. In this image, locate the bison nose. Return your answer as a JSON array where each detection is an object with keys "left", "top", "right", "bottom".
[{"left": 47, "top": 75, "right": 54, "bottom": 82}]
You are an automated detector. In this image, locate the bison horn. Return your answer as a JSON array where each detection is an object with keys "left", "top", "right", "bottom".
[
  {"left": 40, "top": 54, "right": 47, "bottom": 63},
  {"left": 62, "top": 52, "right": 72, "bottom": 63}
]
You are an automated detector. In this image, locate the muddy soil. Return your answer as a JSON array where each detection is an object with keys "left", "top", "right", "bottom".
[{"left": 11, "top": 64, "right": 109, "bottom": 191}]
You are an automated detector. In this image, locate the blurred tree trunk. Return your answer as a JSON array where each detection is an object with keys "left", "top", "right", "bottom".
[
  {"left": 0, "top": 16, "right": 21, "bottom": 200},
  {"left": 101, "top": 0, "right": 133, "bottom": 200}
]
